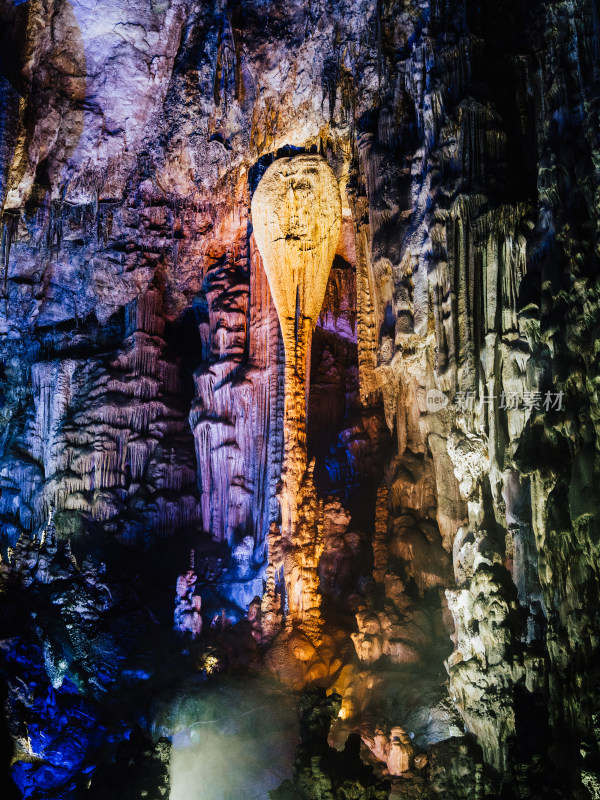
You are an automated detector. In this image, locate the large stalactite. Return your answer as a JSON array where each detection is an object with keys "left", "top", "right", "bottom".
[{"left": 251, "top": 153, "right": 341, "bottom": 640}]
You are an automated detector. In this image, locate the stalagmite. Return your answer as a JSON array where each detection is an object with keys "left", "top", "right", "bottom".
[{"left": 251, "top": 154, "right": 342, "bottom": 636}]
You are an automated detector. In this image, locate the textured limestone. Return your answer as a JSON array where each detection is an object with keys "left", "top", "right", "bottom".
[
  {"left": 1, "top": 0, "right": 600, "bottom": 797},
  {"left": 270, "top": 688, "right": 390, "bottom": 800},
  {"left": 252, "top": 154, "right": 341, "bottom": 638}
]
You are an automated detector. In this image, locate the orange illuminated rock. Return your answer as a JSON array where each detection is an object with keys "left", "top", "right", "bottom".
[
  {"left": 251, "top": 154, "right": 341, "bottom": 638},
  {"left": 251, "top": 153, "right": 341, "bottom": 491},
  {"left": 250, "top": 154, "right": 342, "bottom": 350}
]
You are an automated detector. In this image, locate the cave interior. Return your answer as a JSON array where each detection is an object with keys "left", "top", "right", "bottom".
[{"left": 1, "top": 0, "right": 600, "bottom": 798}]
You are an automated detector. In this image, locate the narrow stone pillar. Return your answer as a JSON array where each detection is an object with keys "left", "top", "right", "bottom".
[{"left": 251, "top": 154, "right": 341, "bottom": 636}]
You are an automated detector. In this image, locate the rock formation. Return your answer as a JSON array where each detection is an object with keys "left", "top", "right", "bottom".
[
  {"left": 174, "top": 550, "right": 203, "bottom": 638},
  {"left": 270, "top": 688, "right": 390, "bottom": 800},
  {"left": 252, "top": 154, "right": 342, "bottom": 640},
  {"left": 0, "top": 0, "right": 599, "bottom": 798}
]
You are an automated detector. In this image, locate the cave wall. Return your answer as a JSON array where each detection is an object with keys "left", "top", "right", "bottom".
[{"left": 1, "top": 0, "right": 600, "bottom": 797}]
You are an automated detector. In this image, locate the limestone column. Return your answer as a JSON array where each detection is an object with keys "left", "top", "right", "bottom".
[{"left": 251, "top": 154, "right": 341, "bottom": 635}]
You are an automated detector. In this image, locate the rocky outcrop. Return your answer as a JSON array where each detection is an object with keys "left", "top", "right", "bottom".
[
  {"left": 270, "top": 688, "right": 390, "bottom": 800},
  {"left": 87, "top": 728, "right": 171, "bottom": 800}
]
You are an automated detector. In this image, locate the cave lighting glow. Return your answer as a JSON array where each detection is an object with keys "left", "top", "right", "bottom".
[{"left": 162, "top": 678, "right": 299, "bottom": 800}]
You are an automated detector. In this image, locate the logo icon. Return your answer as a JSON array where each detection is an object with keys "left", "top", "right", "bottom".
[{"left": 426, "top": 388, "right": 449, "bottom": 413}]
